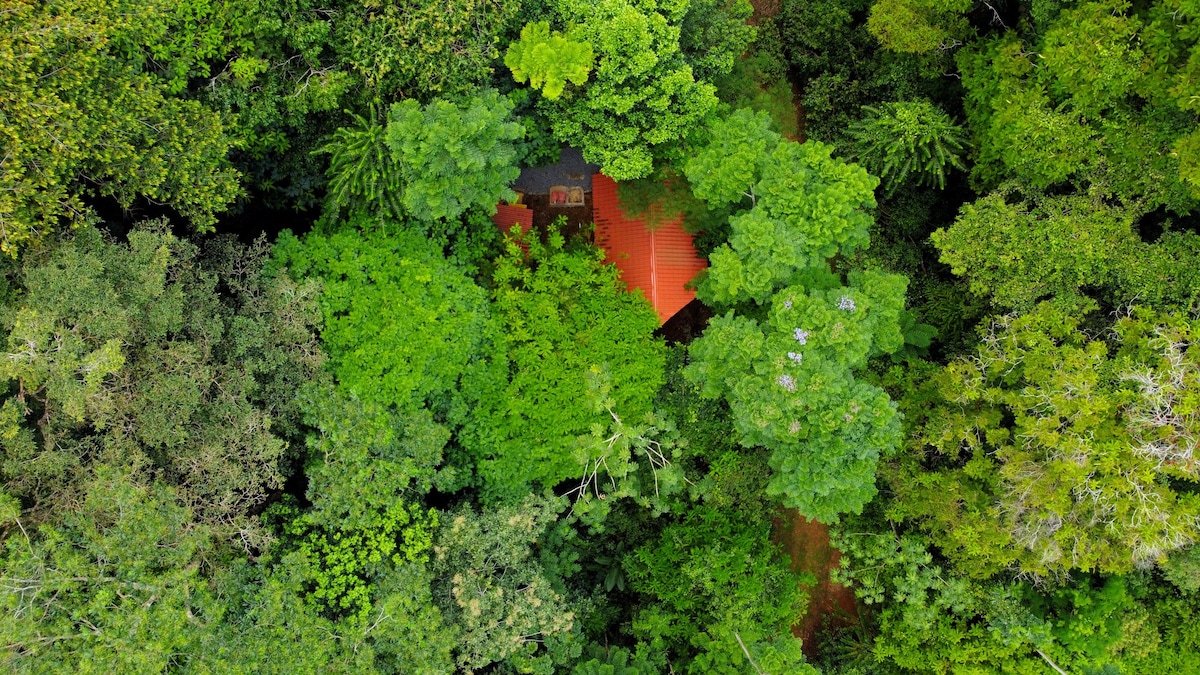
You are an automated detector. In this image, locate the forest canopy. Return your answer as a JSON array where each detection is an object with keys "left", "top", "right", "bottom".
[{"left": 3, "top": 0, "right": 1200, "bottom": 672}]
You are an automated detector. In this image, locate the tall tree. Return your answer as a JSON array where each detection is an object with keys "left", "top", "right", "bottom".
[
  {"left": 686, "top": 270, "right": 908, "bottom": 522},
  {"left": 683, "top": 110, "right": 912, "bottom": 521},
  {"left": 685, "top": 109, "right": 879, "bottom": 305},
  {"left": 625, "top": 504, "right": 816, "bottom": 674},
  {"left": 0, "top": 224, "right": 323, "bottom": 542},
  {"left": 431, "top": 495, "right": 579, "bottom": 673},
  {"left": 386, "top": 90, "right": 526, "bottom": 222},
  {"left": 0, "top": 0, "right": 241, "bottom": 253},
  {"left": 933, "top": 189, "right": 1200, "bottom": 310},
  {"left": 957, "top": 1, "right": 1200, "bottom": 214},
  {"left": 272, "top": 225, "right": 488, "bottom": 413},
  {"left": 528, "top": 0, "right": 719, "bottom": 180},
  {"left": 0, "top": 469, "right": 219, "bottom": 671},
  {"left": 883, "top": 301, "right": 1200, "bottom": 578}
]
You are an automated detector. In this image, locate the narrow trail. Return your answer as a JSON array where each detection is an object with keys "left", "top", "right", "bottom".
[
  {"left": 745, "top": 0, "right": 848, "bottom": 655},
  {"left": 745, "top": 0, "right": 844, "bottom": 651},
  {"left": 772, "top": 509, "right": 860, "bottom": 656}
]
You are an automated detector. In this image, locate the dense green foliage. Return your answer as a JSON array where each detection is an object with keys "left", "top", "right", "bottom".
[
  {"left": 885, "top": 302, "right": 1200, "bottom": 578},
  {"left": 627, "top": 504, "right": 816, "bottom": 674},
  {"left": 386, "top": 92, "right": 525, "bottom": 222},
  {"left": 456, "top": 229, "right": 666, "bottom": 501},
  {"left": 686, "top": 110, "right": 880, "bottom": 304},
  {"left": 6, "top": 0, "right": 1200, "bottom": 672},
  {"left": 274, "top": 226, "right": 488, "bottom": 412},
  {"left": 533, "top": 0, "right": 720, "bottom": 180},
  {"left": 686, "top": 269, "right": 908, "bottom": 522},
  {"left": 934, "top": 191, "right": 1200, "bottom": 310},
  {"left": 0, "top": 224, "right": 322, "bottom": 541},
  {"left": 679, "top": 110, "right": 911, "bottom": 522}
]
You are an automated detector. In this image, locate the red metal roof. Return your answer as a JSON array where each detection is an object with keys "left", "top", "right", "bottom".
[
  {"left": 493, "top": 204, "right": 533, "bottom": 240},
  {"left": 592, "top": 174, "right": 707, "bottom": 325}
]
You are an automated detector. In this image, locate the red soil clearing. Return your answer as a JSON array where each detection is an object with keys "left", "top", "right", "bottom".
[{"left": 772, "top": 509, "right": 860, "bottom": 656}]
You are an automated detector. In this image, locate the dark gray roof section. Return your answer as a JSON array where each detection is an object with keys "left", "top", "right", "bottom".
[{"left": 512, "top": 146, "right": 602, "bottom": 195}]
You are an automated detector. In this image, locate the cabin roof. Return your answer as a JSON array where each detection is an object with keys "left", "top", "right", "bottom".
[{"left": 592, "top": 173, "right": 707, "bottom": 325}]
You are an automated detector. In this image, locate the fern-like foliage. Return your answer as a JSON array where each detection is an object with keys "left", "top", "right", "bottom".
[
  {"left": 847, "top": 99, "right": 968, "bottom": 194},
  {"left": 504, "top": 21, "right": 594, "bottom": 100},
  {"left": 317, "top": 113, "right": 406, "bottom": 222}
]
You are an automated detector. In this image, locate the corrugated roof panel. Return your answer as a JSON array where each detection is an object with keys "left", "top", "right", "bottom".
[
  {"left": 592, "top": 174, "right": 707, "bottom": 324},
  {"left": 493, "top": 204, "right": 533, "bottom": 240}
]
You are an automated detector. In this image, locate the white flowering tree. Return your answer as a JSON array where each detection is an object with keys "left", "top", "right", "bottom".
[
  {"left": 686, "top": 270, "right": 908, "bottom": 522},
  {"left": 682, "top": 109, "right": 912, "bottom": 522}
]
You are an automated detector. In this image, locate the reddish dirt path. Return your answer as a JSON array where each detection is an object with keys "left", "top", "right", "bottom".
[
  {"left": 748, "top": 0, "right": 781, "bottom": 24},
  {"left": 746, "top": 0, "right": 808, "bottom": 143},
  {"left": 772, "top": 509, "right": 859, "bottom": 656}
]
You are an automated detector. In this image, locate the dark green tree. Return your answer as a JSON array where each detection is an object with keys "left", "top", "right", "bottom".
[
  {"left": 0, "top": 224, "right": 323, "bottom": 542},
  {"left": 317, "top": 115, "right": 406, "bottom": 223},
  {"left": 678, "top": 0, "right": 757, "bottom": 83},
  {"left": 625, "top": 504, "right": 816, "bottom": 674},
  {"left": 847, "top": 99, "right": 968, "bottom": 194},
  {"left": 0, "top": 0, "right": 242, "bottom": 253}
]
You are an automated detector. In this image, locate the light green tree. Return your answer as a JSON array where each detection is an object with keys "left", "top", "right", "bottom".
[
  {"left": 455, "top": 227, "right": 665, "bottom": 502},
  {"left": 933, "top": 189, "right": 1200, "bottom": 310},
  {"left": 506, "top": 22, "right": 595, "bottom": 100},
  {"left": 0, "top": 469, "right": 217, "bottom": 671},
  {"left": 866, "top": 0, "right": 973, "bottom": 53},
  {"left": 684, "top": 109, "right": 780, "bottom": 208},
  {"left": 272, "top": 226, "right": 488, "bottom": 412},
  {"left": 386, "top": 90, "right": 525, "bottom": 221},
  {"left": 683, "top": 111, "right": 910, "bottom": 522},
  {"left": 537, "top": 0, "right": 719, "bottom": 180},
  {"left": 686, "top": 270, "right": 908, "bottom": 522},
  {"left": 685, "top": 110, "right": 879, "bottom": 305},
  {"left": 958, "top": 2, "right": 1200, "bottom": 212},
  {"left": 932, "top": 191, "right": 1135, "bottom": 310}
]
